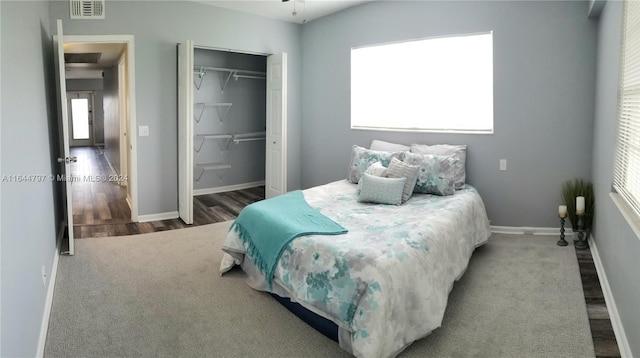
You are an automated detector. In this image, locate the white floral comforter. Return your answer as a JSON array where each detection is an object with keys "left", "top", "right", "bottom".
[{"left": 220, "top": 179, "right": 491, "bottom": 358}]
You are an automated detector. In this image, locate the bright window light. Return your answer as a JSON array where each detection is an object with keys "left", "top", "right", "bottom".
[
  {"left": 351, "top": 32, "right": 494, "bottom": 133},
  {"left": 71, "top": 98, "right": 90, "bottom": 140}
]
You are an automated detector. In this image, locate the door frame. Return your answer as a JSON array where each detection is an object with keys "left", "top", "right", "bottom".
[{"left": 63, "top": 34, "right": 139, "bottom": 222}]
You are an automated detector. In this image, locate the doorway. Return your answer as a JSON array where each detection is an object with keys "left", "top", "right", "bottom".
[{"left": 63, "top": 35, "right": 138, "bottom": 233}]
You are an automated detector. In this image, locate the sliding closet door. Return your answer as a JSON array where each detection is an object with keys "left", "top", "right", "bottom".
[
  {"left": 178, "top": 41, "right": 194, "bottom": 224},
  {"left": 265, "top": 53, "right": 287, "bottom": 199}
]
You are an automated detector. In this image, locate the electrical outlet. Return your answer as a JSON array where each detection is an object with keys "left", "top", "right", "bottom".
[
  {"left": 41, "top": 265, "right": 47, "bottom": 286},
  {"left": 499, "top": 159, "right": 507, "bottom": 171}
]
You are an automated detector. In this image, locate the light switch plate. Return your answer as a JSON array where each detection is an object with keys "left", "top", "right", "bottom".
[
  {"left": 499, "top": 159, "right": 507, "bottom": 171},
  {"left": 139, "top": 125, "right": 149, "bottom": 137}
]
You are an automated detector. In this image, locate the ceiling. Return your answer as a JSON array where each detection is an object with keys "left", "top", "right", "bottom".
[
  {"left": 194, "top": 0, "right": 372, "bottom": 24},
  {"left": 63, "top": 42, "right": 125, "bottom": 79},
  {"left": 62, "top": 1, "right": 368, "bottom": 79}
]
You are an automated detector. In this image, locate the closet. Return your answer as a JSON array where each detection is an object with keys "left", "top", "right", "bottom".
[{"left": 178, "top": 41, "right": 287, "bottom": 224}]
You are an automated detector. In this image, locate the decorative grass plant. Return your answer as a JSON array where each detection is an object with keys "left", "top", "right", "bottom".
[{"left": 561, "top": 178, "right": 595, "bottom": 231}]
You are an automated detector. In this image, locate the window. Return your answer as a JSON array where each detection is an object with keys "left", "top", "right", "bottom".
[
  {"left": 350, "top": 32, "right": 493, "bottom": 133},
  {"left": 613, "top": 1, "right": 640, "bottom": 222}
]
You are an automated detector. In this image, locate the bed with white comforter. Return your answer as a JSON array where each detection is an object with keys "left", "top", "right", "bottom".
[{"left": 220, "top": 179, "right": 491, "bottom": 358}]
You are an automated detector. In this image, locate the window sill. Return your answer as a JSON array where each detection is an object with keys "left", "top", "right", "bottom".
[{"left": 609, "top": 192, "right": 640, "bottom": 241}]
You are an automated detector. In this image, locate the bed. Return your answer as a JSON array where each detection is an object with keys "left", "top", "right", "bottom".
[{"left": 220, "top": 176, "right": 491, "bottom": 358}]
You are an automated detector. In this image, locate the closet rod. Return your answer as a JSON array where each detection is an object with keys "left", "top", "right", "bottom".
[
  {"left": 233, "top": 74, "right": 266, "bottom": 80},
  {"left": 195, "top": 66, "right": 266, "bottom": 76},
  {"left": 233, "top": 137, "right": 265, "bottom": 144}
]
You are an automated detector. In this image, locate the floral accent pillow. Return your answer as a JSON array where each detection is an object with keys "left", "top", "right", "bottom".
[
  {"left": 410, "top": 144, "right": 467, "bottom": 189},
  {"left": 358, "top": 173, "right": 406, "bottom": 205},
  {"left": 386, "top": 157, "right": 419, "bottom": 203},
  {"left": 347, "top": 145, "right": 402, "bottom": 184},
  {"left": 401, "top": 152, "right": 456, "bottom": 196}
]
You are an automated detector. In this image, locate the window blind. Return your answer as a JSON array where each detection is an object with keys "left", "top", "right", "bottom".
[{"left": 613, "top": 0, "right": 640, "bottom": 218}]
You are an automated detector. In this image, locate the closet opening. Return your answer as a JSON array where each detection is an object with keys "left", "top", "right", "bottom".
[
  {"left": 192, "top": 48, "right": 267, "bottom": 196},
  {"left": 179, "top": 43, "right": 287, "bottom": 225}
]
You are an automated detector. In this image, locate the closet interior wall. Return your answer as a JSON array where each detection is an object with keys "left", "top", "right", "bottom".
[{"left": 192, "top": 48, "right": 267, "bottom": 193}]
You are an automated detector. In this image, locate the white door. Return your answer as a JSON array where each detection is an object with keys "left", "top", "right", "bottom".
[
  {"left": 265, "top": 53, "right": 287, "bottom": 199},
  {"left": 67, "top": 92, "right": 93, "bottom": 147},
  {"left": 178, "top": 41, "right": 194, "bottom": 224},
  {"left": 53, "top": 19, "right": 75, "bottom": 255}
]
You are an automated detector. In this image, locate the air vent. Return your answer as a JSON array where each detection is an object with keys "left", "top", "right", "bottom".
[{"left": 70, "top": 0, "right": 105, "bottom": 19}]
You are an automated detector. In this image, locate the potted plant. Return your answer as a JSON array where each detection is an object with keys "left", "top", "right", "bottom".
[{"left": 560, "top": 178, "right": 595, "bottom": 231}]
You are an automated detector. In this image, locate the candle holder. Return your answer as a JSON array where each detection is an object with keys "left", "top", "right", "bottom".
[
  {"left": 557, "top": 216, "right": 568, "bottom": 246},
  {"left": 574, "top": 213, "right": 590, "bottom": 250}
]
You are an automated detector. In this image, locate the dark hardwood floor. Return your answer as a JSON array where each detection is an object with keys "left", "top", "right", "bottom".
[
  {"left": 575, "top": 244, "right": 621, "bottom": 358},
  {"left": 69, "top": 146, "right": 620, "bottom": 357},
  {"left": 70, "top": 146, "right": 264, "bottom": 239}
]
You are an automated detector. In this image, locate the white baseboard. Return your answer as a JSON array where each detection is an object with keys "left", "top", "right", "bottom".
[
  {"left": 137, "top": 211, "right": 179, "bottom": 223},
  {"left": 37, "top": 223, "right": 64, "bottom": 357},
  {"left": 490, "top": 225, "right": 574, "bottom": 235},
  {"left": 193, "top": 181, "right": 265, "bottom": 196},
  {"left": 588, "top": 235, "right": 633, "bottom": 358}
]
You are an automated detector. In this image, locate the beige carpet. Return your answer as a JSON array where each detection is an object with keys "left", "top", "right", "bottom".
[{"left": 45, "top": 221, "right": 594, "bottom": 357}]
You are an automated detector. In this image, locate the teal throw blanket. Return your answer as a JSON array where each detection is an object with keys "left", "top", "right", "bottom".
[{"left": 230, "top": 190, "right": 347, "bottom": 290}]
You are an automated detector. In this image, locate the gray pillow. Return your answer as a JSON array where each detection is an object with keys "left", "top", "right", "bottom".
[
  {"left": 347, "top": 145, "right": 402, "bottom": 184},
  {"left": 410, "top": 144, "right": 467, "bottom": 189},
  {"left": 358, "top": 174, "right": 406, "bottom": 205},
  {"left": 386, "top": 157, "right": 419, "bottom": 203},
  {"left": 402, "top": 152, "right": 456, "bottom": 196},
  {"left": 370, "top": 139, "right": 410, "bottom": 152}
]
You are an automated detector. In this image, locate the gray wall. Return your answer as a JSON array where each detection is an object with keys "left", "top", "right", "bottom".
[
  {"left": 301, "top": 0, "right": 598, "bottom": 227},
  {"left": 103, "top": 66, "right": 121, "bottom": 173},
  {"left": 591, "top": 1, "right": 640, "bottom": 355},
  {"left": 66, "top": 78, "right": 105, "bottom": 145},
  {"left": 49, "top": 0, "right": 303, "bottom": 216},
  {"left": 0, "top": 1, "right": 58, "bottom": 356},
  {"left": 192, "top": 49, "right": 266, "bottom": 190}
]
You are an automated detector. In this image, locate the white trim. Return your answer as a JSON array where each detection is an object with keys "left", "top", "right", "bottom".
[
  {"left": 610, "top": 192, "right": 640, "bottom": 240},
  {"left": 137, "top": 211, "right": 179, "bottom": 223},
  {"left": 490, "top": 225, "right": 574, "bottom": 235},
  {"left": 588, "top": 234, "right": 633, "bottom": 358},
  {"left": 63, "top": 35, "right": 138, "bottom": 223},
  {"left": 36, "top": 224, "right": 64, "bottom": 357},
  {"left": 193, "top": 181, "right": 265, "bottom": 196}
]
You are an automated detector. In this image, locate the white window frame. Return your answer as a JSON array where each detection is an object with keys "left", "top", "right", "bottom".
[
  {"left": 612, "top": 0, "right": 640, "bottom": 239},
  {"left": 350, "top": 31, "right": 494, "bottom": 134}
]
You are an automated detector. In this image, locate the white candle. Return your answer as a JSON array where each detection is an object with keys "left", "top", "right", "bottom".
[
  {"left": 559, "top": 205, "right": 567, "bottom": 218},
  {"left": 576, "top": 196, "right": 585, "bottom": 214}
]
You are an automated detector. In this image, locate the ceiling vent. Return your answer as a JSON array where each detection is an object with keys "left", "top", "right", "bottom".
[
  {"left": 70, "top": 0, "right": 105, "bottom": 19},
  {"left": 64, "top": 52, "right": 102, "bottom": 64}
]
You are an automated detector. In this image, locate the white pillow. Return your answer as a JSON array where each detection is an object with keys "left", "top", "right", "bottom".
[{"left": 370, "top": 140, "right": 410, "bottom": 152}]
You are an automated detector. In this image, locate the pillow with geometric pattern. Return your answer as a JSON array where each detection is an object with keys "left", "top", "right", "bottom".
[{"left": 358, "top": 173, "right": 406, "bottom": 205}]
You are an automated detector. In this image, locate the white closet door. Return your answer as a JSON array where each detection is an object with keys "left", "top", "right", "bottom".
[
  {"left": 178, "top": 41, "right": 194, "bottom": 224},
  {"left": 265, "top": 53, "right": 287, "bottom": 199}
]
